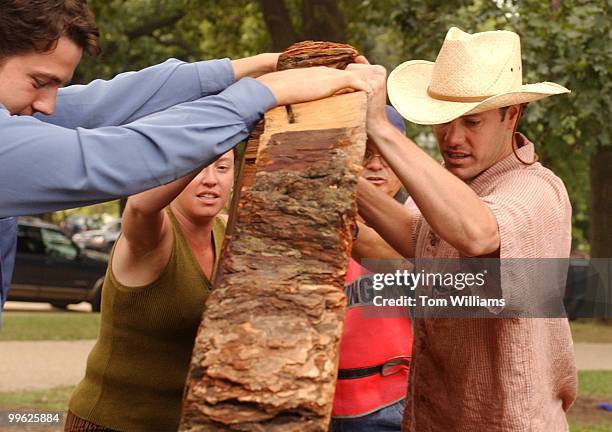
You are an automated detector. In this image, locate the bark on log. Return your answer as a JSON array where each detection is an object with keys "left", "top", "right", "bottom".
[
  {"left": 179, "top": 40, "right": 365, "bottom": 431},
  {"left": 277, "top": 41, "right": 358, "bottom": 70},
  {"left": 179, "top": 91, "right": 366, "bottom": 432},
  {"left": 225, "top": 40, "right": 360, "bottom": 276}
]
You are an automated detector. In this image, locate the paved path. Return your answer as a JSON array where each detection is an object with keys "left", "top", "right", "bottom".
[
  {"left": 4, "top": 301, "right": 91, "bottom": 313},
  {"left": 0, "top": 340, "right": 95, "bottom": 391},
  {"left": 0, "top": 340, "right": 611, "bottom": 392},
  {"left": 573, "top": 342, "right": 612, "bottom": 371}
]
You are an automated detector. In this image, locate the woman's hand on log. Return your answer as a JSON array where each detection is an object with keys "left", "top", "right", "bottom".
[
  {"left": 256, "top": 66, "right": 376, "bottom": 106},
  {"left": 231, "top": 53, "right": 280, "bottom": 80}
]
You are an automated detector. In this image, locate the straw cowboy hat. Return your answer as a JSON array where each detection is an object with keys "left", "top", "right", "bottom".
[{"left": 387, "top": 27, "right": 570, "bottom": 125}]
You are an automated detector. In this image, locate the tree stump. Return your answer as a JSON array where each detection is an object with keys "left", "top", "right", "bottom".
[{"left": 179, "top": 43, "right": 366, "bottom": 432}]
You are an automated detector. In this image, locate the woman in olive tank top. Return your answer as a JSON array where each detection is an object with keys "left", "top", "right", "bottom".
[{"left": 65, "top": 150, "right": 235, "bottom": 432}]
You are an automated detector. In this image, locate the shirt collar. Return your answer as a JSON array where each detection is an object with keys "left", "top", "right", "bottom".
[{"left": 469, "top": 133, "right": 537, "bottom": 194}]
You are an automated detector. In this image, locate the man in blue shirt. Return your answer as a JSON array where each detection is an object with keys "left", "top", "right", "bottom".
[{"left": 0, "top": 0, "right": 376, "bottom": 317}]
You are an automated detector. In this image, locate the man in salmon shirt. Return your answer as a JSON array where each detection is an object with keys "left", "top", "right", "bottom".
[
  {"left": 330, "top": 106, "right": 412, "bottom": 432},
  {"left": 348, "top": 28, "right": 575, "bottom": 431}
]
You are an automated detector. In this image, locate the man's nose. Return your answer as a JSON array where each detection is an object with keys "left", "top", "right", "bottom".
[
  {"left": 444, "top": 120, "right": 466, "bottom": 146},
  {"left": 31, "top": 88, "right": 58, "bottom": 116},
  {"left": 364, "top": 154, "right": 385, "bottom": 170}
]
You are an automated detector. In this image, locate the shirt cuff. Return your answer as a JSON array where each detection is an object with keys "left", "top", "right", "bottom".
[
  {"left": 195, "top": 58, "right": 235, "bottom": 96},
  {"left": 221, "top": 77, "right": 278, "bottom": 128}
]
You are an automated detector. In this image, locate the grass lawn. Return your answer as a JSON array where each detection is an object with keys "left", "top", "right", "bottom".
[
  {"left": 1, "top": 312, "right": 609, "bottom": 343},
  {"left": 0, "top": 372, "right": 608, "bottom": 430},
  {"left": 0, "top": 312, "right": 100, "bottom": 341},
  {"left": 0, "top": 313, "right": 610, "bottom": 429},
  {"left": 571, "top": 319, "right": 612, "bottom": 343},
  {"left": 0, "top": 386, "right": 73, "bottom": 432},
  {"left": 0, "top": 385, "right": 74, "bottom": 412},
  {"left": 569, "top": 370, "right": 612, "bottom": 431}
]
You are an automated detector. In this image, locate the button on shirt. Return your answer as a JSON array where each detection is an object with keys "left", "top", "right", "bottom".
[{"left": 0, "top": 58, "right": 277, "bottom": 320}]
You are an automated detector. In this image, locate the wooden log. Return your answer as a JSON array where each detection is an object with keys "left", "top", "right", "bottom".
[
  {"left": 179, "top": 90, "right": 367, "bottom": 431},
  {"left": 180, "top": 39, "right": 366, "bottom": 431},
  {"left": 225, "top": 40, "right": 360, "bottom": 235}
]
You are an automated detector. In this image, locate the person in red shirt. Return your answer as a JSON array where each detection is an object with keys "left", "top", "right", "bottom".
[{"left": 330, "top": 106, "right": 412, "bottom": 432}]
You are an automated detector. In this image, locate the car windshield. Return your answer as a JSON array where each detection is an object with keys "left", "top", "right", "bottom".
[{"left": 41, "top": 228, "right": 78, "bottom": 260}]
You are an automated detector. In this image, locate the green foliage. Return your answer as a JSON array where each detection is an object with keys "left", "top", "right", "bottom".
[
  {"left": 75, "top": 0, "right": 270, "bottom": 83},
  {"left": 51, "top": 201, "right": 120, "bottom": 225},
  {"left": 341, "top": 0, "right": 407, "bottom": 68},
  {"left": 517, "top": 0, "right": 610, "bottom": 252}
]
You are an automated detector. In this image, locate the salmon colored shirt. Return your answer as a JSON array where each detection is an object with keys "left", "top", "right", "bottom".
[{"left": 403, "top": 134, "right": 576, "bottom": 432}]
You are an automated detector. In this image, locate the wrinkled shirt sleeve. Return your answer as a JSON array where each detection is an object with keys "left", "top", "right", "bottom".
[
  {"left": 0, "top": 77, "right": 276, "bottom": 217},
  {"left": 479, "top": 169, "right": 572, "bottom": 313},
  {"left": 36, "top": 58, "right": 236, "bottom": 128}
]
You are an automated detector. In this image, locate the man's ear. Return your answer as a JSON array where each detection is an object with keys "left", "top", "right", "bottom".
[{"left": 506, "top": 104, "right": 524, "bottom": 131}]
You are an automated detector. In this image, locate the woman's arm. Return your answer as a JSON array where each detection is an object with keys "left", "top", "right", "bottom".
[{"left": 111, "top": 170, "right": 199, "bottom": 288}]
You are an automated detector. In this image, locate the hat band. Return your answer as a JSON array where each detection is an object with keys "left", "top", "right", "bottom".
[{"left": 427, "top": 87, "right": 494, "bottom": 103}]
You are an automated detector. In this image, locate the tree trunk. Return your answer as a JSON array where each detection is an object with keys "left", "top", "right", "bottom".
[
  {"left": 258, "top": 0, "right": 299, "bottom": 51},
  {"left": 589, "top": 147, "right": 612, "bottom": 258},
  {"left": 119, "top": 197, "right": 127, "bottom": 216},
  {"left": 302, "top": 0, "right": 347, "bottom": 43},
  {"left": 259, "top": 0, "right": 347, "bottom": 50}
]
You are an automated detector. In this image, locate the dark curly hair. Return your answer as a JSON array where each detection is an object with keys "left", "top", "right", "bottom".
[{"left": 0, "top": 0, "right": 100, "bottom": 59}]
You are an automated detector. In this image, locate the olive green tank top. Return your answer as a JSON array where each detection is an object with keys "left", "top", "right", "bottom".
[{"left": 69, "top": 209, "right": 225, "bottom": 432}]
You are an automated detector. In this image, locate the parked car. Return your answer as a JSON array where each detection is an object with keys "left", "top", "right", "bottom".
[
  {"left": 60, "top": 214, "right": 100, "bottom": 237},
  {"left": 72, "top": 219, "right": 121, "bottom": 253},
  {"left": 9, "top": 218, "right": 108, "bottom": 312}
]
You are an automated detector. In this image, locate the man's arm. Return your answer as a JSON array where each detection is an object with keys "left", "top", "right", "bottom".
[
  {"left": 352, "top": 223, "right": 404, "bottom": 260},
  {"left": 366, "top": 123, "right": 499, "bottom": 257},
  {"left": 354, "top": 64, "right": 499, "bottom": 257},
  {"left": 1, "top": 66, "right": 374, "bottom": 217},
  {"left": 37, "top": 55, "right": 279, "bottom": 129},
  {"left": 1, "top": 77, "right": 275, "bottom": 217}
]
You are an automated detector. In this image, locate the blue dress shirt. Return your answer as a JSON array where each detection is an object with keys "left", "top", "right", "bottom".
[
  {"left": 0, "top": 57, "right": 276, "bottom": 319},
  {"left": 0, "top": 218, "right": 17, "bottom": 308}
]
